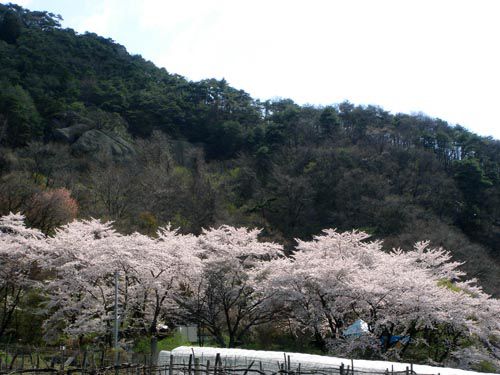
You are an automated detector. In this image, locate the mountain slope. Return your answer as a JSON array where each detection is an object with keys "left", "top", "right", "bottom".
[{"left": 0, "top": 3, "right": 499, "bottom": 295}]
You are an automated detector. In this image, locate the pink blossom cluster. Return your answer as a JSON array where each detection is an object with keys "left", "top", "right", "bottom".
[{"left": 0, "top": 213, "right": 498, "bottom": 363}]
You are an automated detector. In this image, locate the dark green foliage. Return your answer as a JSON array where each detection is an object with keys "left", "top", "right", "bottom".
[
  {"left": 0, "top": 83, "right": 42, "bottom": 145},
  {"left": 454, "top": 158, "right": 493, "bottom": 203},
  {"left": 0, "top": 4, "right": 499, "bottom": 298},
  {"left": 206, "top": 120, "right": 244, "bottom": 159},
  {"left": 319, "top": 106, "right": 340, "bottom": 137},
  {"left": 0, "top": 10, "right": 21, "bottom": 44}
]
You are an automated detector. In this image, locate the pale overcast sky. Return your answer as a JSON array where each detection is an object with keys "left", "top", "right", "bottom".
[{"left": 7, "top": 0, "right": 500, "bottom": 139}]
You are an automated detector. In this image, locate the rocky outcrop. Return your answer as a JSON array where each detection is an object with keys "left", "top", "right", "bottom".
[
  {"left": 71, "top": 129, "right": 135, "bottom": 156},
  {"left": 54, "top": 123, "right": 93, "bottom": 143}
]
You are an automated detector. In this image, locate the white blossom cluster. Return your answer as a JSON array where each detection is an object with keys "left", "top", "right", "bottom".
[{"left": 0, "top": 213, "right": 498, "bottom": 368}]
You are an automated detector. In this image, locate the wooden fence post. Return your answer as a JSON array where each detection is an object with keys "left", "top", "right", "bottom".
[
  {"left": 214, "top": 354, "right": 220, "bottom": 375},
  {"left": 243, "top": 360, "right": 254, "bottom": 375},
  {"left": 10, "top": 352, "right": 18, "bottom": 370},
  {"left": 195, "top": 358, "right": 200, "bottom": 375},
  {"left": 168, "top": 354, "right": 173, "bottom": 375}
]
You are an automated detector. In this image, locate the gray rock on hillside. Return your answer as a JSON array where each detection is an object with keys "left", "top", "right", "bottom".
[
  {"left": 71, "top": 129, "right": 135, "bottom": 156},
  {"left": 54, "top": 123, "right": 93, "bottom": 143}
]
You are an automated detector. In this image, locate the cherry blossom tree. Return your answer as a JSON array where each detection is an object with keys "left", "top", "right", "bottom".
[
  {"left": 42, "top": 219, "right": 121, "bottom": 343},
  {"left": 0, "top": 213, "right": 46, "bottom": 338},
  {"left": 0, "top": 212, "right": 497, "bottom": 365},
  {"left": 264, "top": 229, "right": 500, "bottom": 362},
  {"left": 43, "top": 219, "right": 199, "bottom": 346},
  {"left": 126, "top": 226, "right": 200, "bottom": 337},
  {"left": 176, "top": 225, "right": 284, "bottom": 348},
  {"left": 261, "top": 230, "right": 372, "bottom": 349}
]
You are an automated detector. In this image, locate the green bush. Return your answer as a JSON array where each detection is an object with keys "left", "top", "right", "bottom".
[
  {"left": 472, "top": 360, "right": 497, "bottom": 373},
  {"left": 157, "top": 332, "right": 192, "bottom": 352}
]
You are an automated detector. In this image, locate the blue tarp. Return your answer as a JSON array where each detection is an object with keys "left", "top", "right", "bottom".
[
  {"left": 343, "top": 319, "right": 369, "bottom": 337},
  {"left": 343, "top": 320, "right": 410, "bottom": 348},
  {"left": 380, "top": 335, "right": 410, "bottom": 346}
]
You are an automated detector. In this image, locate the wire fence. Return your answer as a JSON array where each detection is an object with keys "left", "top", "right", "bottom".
[
  {"left": 0, "top": 363, "right": 418, "bottom": 375},
  {"left": 156, "top": 353, "right": 425, "bottom": 375},
  {"left": 0, "top": 345, "right": 152, "bottom": 374},
  {"left": 0, "top": 346, "right": 443, "bottom": 375}
]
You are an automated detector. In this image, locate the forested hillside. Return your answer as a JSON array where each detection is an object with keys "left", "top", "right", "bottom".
[{"left": 0, "top": 4, "right": 499, "bottom": 295}]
